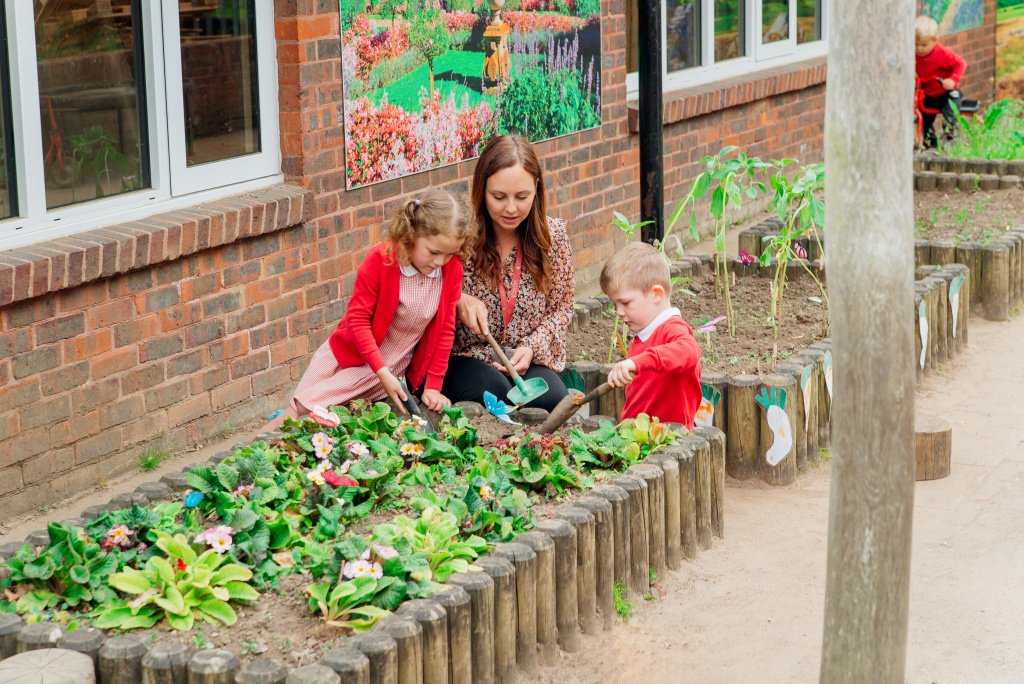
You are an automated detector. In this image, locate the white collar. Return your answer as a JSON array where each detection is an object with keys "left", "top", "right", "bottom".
[
  {"left": 636, "top": 307, "right": 680, "bottom": 342},
  {"left": 400, "top": 263, "right": 441, "bottom": 278}
]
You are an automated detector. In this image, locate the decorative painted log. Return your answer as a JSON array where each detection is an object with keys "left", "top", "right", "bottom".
[
  {"left": 982, "top": 241, "right": 1011, "bottom": 321},
  {"left": 606, "top": 475, "right": 649, "bottom": 595},
  {"left": 644, "top": 456, "right": 680, "bottom": 569},
  {"left": 789, "top": 353, "right": 820, "bottom": 465},
  {"left": 0, "top": 615, "right": 24, "bottom": 660},
  {"left": 757, "top": 373, "right": 798, "bottom": 486},
  {"left": 430, "top": 585, "right": 472, "bottom": 684},
  {"left": 574, "top": 496, "right": 615, "bottom": 629},
  {"left": 0, "top": 648, "right": 95, "bottom": 684},
  {"left": 97, "top": 634, "right": 148, "bottom": 684},
  {"left": 691, "top": 426, "right": 726, "bottom": 538},
  {"left": 512, "top": 532, "right": 557, "bottom": 667},
  {"left": 626, "top": 464, "right": 665, "bottom": 580},
  {"left": 445, "top": 572, "right": 495, "bottom": 684},
  {"left": 57, "top": 627, "right": 104, "bottom": 669},
  {"left": 141, "top": 642, "right": 193, "bottom": 684},
  {"left": 678, "top": 435, "right": 712, "bottom": 549},
  {"left": 235, "top": 660, "right": 289, "bottom": 684},
  {"left": 948, "top": 264, "right": 970, "bottom": 350},
  {"left": 554, "top": 506, "right": 598, "bottom": 637},
  {"left": 321, "top": 646, "right": 371, "bottom": 684},
  {"left": 915, "top": 414, "right": 952, "bottom": 481},
  {"left": 396, "top": 601, "right": 448, "bottom": 684},
  {"left": 533, "top": 519, "right": 579, "bottom": 653},
  {"left": 914, "top": 291, "right": 927, "bottom": 382},
  {"left": 187, "top": 649, "right": 240, "bottom": 684},
  {"left": 928, "top": 277, "right": 949, "bottom": 366},
  {"left": 725, "top": 374, "right": 760, "bottom": 480},
  {"left": 698, "top": 370, "right": 728, "bottom": 433},
  {"left": 348, "top": 633, "right": 399, "bottom": 684},
  {"left": 489, "top": 544, "right": 537, "bottom": 676},
  {"left": 376, "top": 615, "right": 424, "bottom": 684},
  {"left": 473, "top": 558, "right": 516, "bottom": 684},
  {"left": 588, "top": 485, "right": 630, "bottom": 591},
  {"left": 17, "top": 623, "right": 64, "bottom": 655},
  {"left": 286, "top": 665, "right": 341, "bottom": 684}
]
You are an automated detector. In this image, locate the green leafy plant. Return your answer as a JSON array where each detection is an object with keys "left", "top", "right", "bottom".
[
  {"left": 97, "top": 531, "right": 259, "bottom": 631},
  {"left": 371, "top": 506, "right": 488, "bottom": 583},
  {"left": 942, "top": 99, "right": 1024, "bottom": 160},
  {"left": 613, "top": 580, "right": 632, "bottom": 620},
  {"left": 139, "top": 448, "right": 168, "bottom": 472},
  {"left": 493, "top": 433, "right": 583, "bottom": 496},
  {"left": 68, "top": 125, "right": 133, "bottom": 200},
  {"left": 570, "top": 414, "right": 676, "bottom": 471},
  {"left": 498, "top": 65, "right": 601, "bottom": 140}
]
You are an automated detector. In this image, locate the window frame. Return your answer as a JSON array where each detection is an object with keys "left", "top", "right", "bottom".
[
  {"left": 0, "top": 1, "right": 281, "bottom": 252},
  {"left": 627, "top": 0, "right": 827, "bottom": 97}
]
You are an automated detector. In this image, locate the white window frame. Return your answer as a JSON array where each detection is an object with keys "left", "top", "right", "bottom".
[
  {"left": 627, "top": 0, "right": 827, "bottom": 97},
  {"left": 0, "top": 0, "right": 281, "bottom": 252}
]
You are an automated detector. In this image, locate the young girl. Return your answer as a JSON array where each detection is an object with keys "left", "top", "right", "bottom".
[{"left": 265, "top": 189, "right": 476, "bottom": 430}]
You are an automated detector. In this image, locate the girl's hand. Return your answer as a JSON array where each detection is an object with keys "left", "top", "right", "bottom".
[
  {"left": 457, "top": 293, "right": 490, "bottom": 336},
  {"left": 421, "top": 389, "right": 451, "bottom": 412},
  {"left": 607, "top": 359, "right": 637, "bottom": 388},
  {"left": 377, "top": 368, "right": 409, "bottom": 414}
]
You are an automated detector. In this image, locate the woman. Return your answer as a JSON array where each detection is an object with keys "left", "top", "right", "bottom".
[{"left": 443, "top": 135, "right": 574, "bottom": 412}]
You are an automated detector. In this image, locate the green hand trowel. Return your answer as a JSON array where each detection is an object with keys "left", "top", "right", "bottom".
[{"left": 483, "top": 332, "right": 549, "bottom": 406}]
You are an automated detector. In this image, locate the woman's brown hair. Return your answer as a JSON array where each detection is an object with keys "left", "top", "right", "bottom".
[
  {"left": 383, "top": 188, "right": 477, "bottom": 264},
  {"left": 470, "top": 135, "right": 552, "bottom": 294}
]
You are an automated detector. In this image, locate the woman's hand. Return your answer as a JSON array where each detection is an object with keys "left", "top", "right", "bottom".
[
  {"left": 457, "top": 293, "right": 490, "bottom": 336},
  {"left": 420, "top": 389, "right": 451, "bottom": 412},
  {"left": 493, "top": 346, "right": 534, "bottom": 375},
  {"left": 376, "top": 368, "right": 409, "bottom": 414}
]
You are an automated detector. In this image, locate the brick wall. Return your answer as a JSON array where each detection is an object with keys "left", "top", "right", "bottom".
[
  {"left": 921, "top": 0, "right": 997, "bottom": 104},
  {"left": 0, "top": 0, "right": 998, "bottom": 516}
]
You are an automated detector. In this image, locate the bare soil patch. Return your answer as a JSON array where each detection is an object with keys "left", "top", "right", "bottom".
[{"left": 914, "top": 187, "right": 1024, "bottom": 243}]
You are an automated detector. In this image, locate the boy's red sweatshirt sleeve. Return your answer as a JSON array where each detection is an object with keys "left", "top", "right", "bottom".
[
  {"left": 423, "top": 259, "right": 463, "bottom": 391},
  {"left": 339, "top": 247, "right": 388, "bottom": 373},
  {"left": 630, "top": 320, "right": 702, "bottom": 375}
]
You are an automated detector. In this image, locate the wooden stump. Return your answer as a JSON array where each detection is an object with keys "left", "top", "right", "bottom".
[
  {"left": 349, "top": 629, "right": 400, "bottom": 684},
  {"left": 691, "top": 426, "right": 726, "bottom": 539},
  {"left": 589, "top": 485, "right": 630, "bottom": 592},
  {"left": 98, "top": 634, "right": 146, "bottom": 684},
  {"left": 663, "top": 446, "right": 697, "bottom": 560},
  {"left": 678, "top": 435, "right": 713, "bottom": 549},
  {"left": 575, "top": 496, "right": 615, "bottom": 629},
  {"left": 375, "top": 615, "right": 424, "bottom": 684},
  {"left": 955, "top": 240, "right": 983, "bottom": 313},
  {"left": 698, "top": 370, "right": 728, "bottom": 433},
  {"left": 644, "top": 456, "right": 681, "bottom": 569},
  {"left": 473, "top": 558, "right": 517, "bottom": 684},
  {"left": 141, "top": 642, "right": 193, "bottom": 684},
  {"left": 489, "top": 543, "right": 538, "bottom": 676},
  {"left": 321, "top": 646, "right": 371, "bottom": 684},
  {"left": 396, "top": 600, "right": 449, "bottom": 684},
  {"left": 789, "top": 353, "right": 820, "bottom": 466},
  {"left": 187, "top": 649, "right": 240, "bottom": 684},
  {"left": 738, "top": 228, "right": 762, "bottom": 259},
  {"left": 725, "top": 375, "right": 761, "bottom": 480},
  {"left": 0, "top": 648, "right": 95, "bottom": 684},
  {"left": 431, "top": 585, "right": 473, "bottom": 683},
  {"left": 607, "top": 475, "right": 650, "bottom": 595},
  {"left": 286, "top": 666, "right": 341, "bottom": 684},
  {"left": 757, "top": 374, "right": 797, "bottom": 486},
  {"left": 512, "top": 532, "right": 558, "bottom": 667},
  {"left": 445, "top": 572, "right": 495, "bottom": 684},
  {"left": 926, "top": 277, "right": 949, "bottom": 367},
  {"left": 982, "top": 241, "right": 1011, "bottom": 321},
  {"left": 626, "top": 465, "right": 665, "bottom": 580},
  {"left": 17, "top": 623, "right": 63, "bottom": 655},
  {"left": 236, "top": 660, "right": 289, "bottom": 684},
  {"left": 930, "top": 239, "right": 956, "bottom": 266},
  {"left": 0, "top": 615, "right": 23, "bottom": 660},
  {"left": 915, "top": 414, "right": 952, "bottom": 481},
  {"left": 57, "top": 628, "right": 104, "bottom": 669},
  {"left": 532, "top": 519, "right": 579, "bottom": 653},
  {"left": 914, "top": 241, "right": 932, "bottom": 268},
  {"left": 554, "top": 506, "right": 598, "bottom": 637}
]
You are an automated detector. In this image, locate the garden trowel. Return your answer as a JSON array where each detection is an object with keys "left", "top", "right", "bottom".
[
  {"left": 398, "top": 378, "right": 436, "bottom": 434},
  {"left": 483, "top": 332, "right": 549, "bottom": 406},
  {"left": 537, "top": 381, "right": 613, "bottom": 434}
]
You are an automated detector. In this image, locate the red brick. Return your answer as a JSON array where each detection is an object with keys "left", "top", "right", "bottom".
[
  {"left": 271, "top": 337, "right": 307, "bottom": 366},
  {"left": 20, "top": 395, "right": 71, "bottom": 431},
  {"left": 168, "top": 395, "right": 211, "bottom": 426},
  {"left": 91, "top": 346, "right": 138, "bottom": 379},
  {"left": 244, "top": 277, "right": 281, "bottom": 305},
  {"left": 100, "top": 395, "right": 146, "bottom": 430},
  {"left": 72, "top": 378, "right": 120, "bottom": 415},
  {"left": 120, "top": 362, "right": 166, "bottom": 395},
  {"left": 75, "top": 429, "right": 122, "bottom": 465},
  {"left": 0, "top": 426, "right": 49, "bottom": 469},
  {"left": 159, "top": 302, "right": 202, "bottom": 332},
  {"left": 88, "top": 298, "right": 135, "bottom": 330},
  {"left": 188, "top": 365, "right": 229, "bottom": 395},
  {"left": 210, "top": 377, "right": 252, "bottom": 412},
  {"left": 49, "top": 411, "right": 101, "bottom": 448},
  {"left": 63, "top": 330, "right": 114, "bottom": 363}
]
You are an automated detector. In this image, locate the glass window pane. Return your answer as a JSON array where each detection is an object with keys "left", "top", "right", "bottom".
[
  {"left": 715, "top": 0, "right": 746, "bottom": 62},
  {"left": 761, "top": 0, "right": 790, "bottom": 45},
  {"left": 0, "top": 16, "right": 15, "bottom": 220},
  {"left": 180, "top": 0, "right": 261, "bottom": 167},
  {"left": 668, "top": 0, "right": 701, "bottom": 72},
  {"left": 34, "top": 0, "right": 148, "bottom": 210},
  {"left": 797, "top": 0, "right": 821, "bottom": 44}
]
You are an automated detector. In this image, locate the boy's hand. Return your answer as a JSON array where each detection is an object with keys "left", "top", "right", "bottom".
[
  {"left": 420, "top": 389, "right": 451, "bottom": 412},
  {"left": 376, "top": 368, "right": 409, "bottom": 414},
  {"left": 940, "top": 78, "right": 956, "bottom": 91},
  {"left": 607, "top": 359, "right": 637, "bottom": 388}
]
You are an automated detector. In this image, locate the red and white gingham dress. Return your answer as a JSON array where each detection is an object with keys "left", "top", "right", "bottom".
[{"left": 291, "top": 266, "right": 443, "bottom": 412}]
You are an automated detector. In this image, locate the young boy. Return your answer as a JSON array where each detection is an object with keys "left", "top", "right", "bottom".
[
  {"left": 915, "top": 15, "right": 967, "bottom": 149},
  {"left": 600, "top": 242, "right": 702, "bottom": 428}
]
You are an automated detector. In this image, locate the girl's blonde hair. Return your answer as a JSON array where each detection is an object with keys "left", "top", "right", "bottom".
[
  {"left": 915, "top": 16, "right": 939, "bottom": 39},
  {"left": 384, "top": 189, "right": 477, "bottom": 264}
]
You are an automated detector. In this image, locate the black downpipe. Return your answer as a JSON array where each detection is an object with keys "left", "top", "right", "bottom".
[{"left": 638, "top": 0, "right": 664, "bottom": 244}]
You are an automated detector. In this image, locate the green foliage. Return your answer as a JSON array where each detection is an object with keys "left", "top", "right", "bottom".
[
  {"left": 305, "top": 578, "right": 392, "bottom": 631},
  {"left": 97, "top": 531, "right": 258, "bottom": 631},
  {"left": 139, "top": 448, "right": 168, "bottom": 472},
  {"left": 570, "top": 414, "right": 676, "bottom": 471},
  {"left": 372, "top": 507, "right": 488, "bottom": 583},
  {"left": 493, "top": 433, "right": 583, "bottom": 496},
  {"left": 942, "top": 99, "right": 1024, "bottom": 161},
  {"left": 68, "top": 125, "right": 134, "bottom": 200},
  {"left": 575, "top": 0, "right": 600, "bottom": 17},
  {"left": 408, "top": 9, "right": 451, "bottom": 99},
  {"left": 497, "top": 66, "right": 600, "bottom": 140},
  {"left": 613, "top": 581, "right": 632, "bottom": 620}
]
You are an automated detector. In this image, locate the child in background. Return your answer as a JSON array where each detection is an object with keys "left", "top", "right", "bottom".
[
  {"left": 600, "top": 242, "right": 702, "bottom": 428},
  {"left": 915, "top": 15, "right": 967, "bottom": 149},
  {"left": 263, "top": 189, "right": 476, "bottom": 431}
]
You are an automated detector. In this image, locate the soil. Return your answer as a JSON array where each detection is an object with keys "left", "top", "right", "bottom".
[
  {"left": 565, "top": 271, "right": 830, "bottom": 376},
  {"left": 914, "top": 187, "right": 1024, "bottom": 243}
]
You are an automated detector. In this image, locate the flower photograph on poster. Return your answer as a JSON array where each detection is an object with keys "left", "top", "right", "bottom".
[
  {"left": 340, "top": 0, "right": 602, "bottom": 189},
  {"left": 922, "top": 0, "right": 983, "bottom": 35},
  {"left": 997, "top": 0, "right": 1024, "bottom": 99}
]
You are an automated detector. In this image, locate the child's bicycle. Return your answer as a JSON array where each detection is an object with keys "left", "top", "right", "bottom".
[{"left": 914, "top": 77, "right": 982, "bottom": 148}]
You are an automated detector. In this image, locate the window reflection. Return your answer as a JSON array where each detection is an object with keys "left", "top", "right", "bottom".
[
  {"left": 180, "top": 0, "right": 261, "bottom": 166},
  {"left": 668, "top": 0, "right": 701, "bottom": 72},
  {"left": 34, "top": 0, "right": 147, "bottom": 209},
  {"left": 797, "top": 0, "right": 821, "bottom": 44},
  {"left": 762, "top": 0, "right": 789, "bottom": 44},
  {"left": 715, "top": 0, "right": 745, "bottom": 61},
  {"left": 0, "top": 16, "right": 14, "bottom": 220}
]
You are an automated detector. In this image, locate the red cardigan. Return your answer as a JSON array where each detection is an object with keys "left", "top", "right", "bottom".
[
  {"left": 328, "top": 243, "right": 463, "bottom": 393},
  {"left": 622, "top": 315, "right": 702, "bottom": 428},
  {"left": 916, "top": 43, "right": 966, "bottom": 98}
]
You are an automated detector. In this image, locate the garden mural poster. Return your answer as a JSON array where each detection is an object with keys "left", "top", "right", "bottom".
[
  {"left": 922, "top": 0, "right": 983, "bottom": 34},
  {"left": 340, "top": 0, "right": 602, "bottom": 189},
  {"left": 997, "top": 0, "right": 1024, "bottom": 100}
]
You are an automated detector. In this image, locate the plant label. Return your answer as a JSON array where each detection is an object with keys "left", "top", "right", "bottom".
[
  {"left": 918, "top": 300, "right": 929, "bottom": 370},
  {"left": 949, "top": 275, "right": 964, "bottom": 338},
  {"left": 800, "top": 366, "right": 812, "bottom": 431}
]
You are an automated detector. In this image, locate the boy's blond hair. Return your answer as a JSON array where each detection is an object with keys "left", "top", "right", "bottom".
[
  {"left": 600, "top": 241, "right": 672, "bottom": 295},
  {"left": 915, "top": 15, "right": 939, "bottom": 39}
]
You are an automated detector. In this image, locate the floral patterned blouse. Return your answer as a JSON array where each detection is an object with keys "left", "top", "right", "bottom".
[{"left": 452, "top": 217, "right": 575, "bottom": 372}]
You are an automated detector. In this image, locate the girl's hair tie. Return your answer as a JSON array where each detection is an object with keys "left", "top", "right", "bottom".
[{"left": 413, "top": 199, "right": 421, "bottom": 207}]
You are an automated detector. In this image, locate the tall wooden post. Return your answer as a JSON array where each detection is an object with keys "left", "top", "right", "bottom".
[{"left": 820, "top": 0, "right": 916, "bottom": 680}]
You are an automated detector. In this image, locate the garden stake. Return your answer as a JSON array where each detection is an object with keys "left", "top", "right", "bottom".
[
  {"left": 482, "top": 332, "right": 549, "bottom": 405},
  {"left": 537, "top": 381, "right": 613, "bottom": 434}
]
